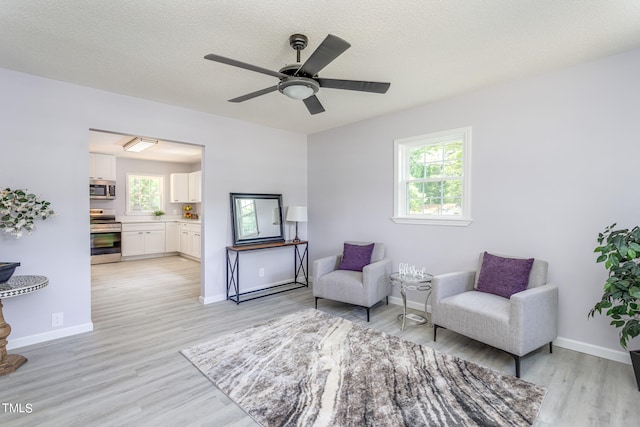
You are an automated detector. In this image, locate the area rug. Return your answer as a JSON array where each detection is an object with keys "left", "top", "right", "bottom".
[{"left": 181, "top": 309, "right": 546, "bottom": 426}]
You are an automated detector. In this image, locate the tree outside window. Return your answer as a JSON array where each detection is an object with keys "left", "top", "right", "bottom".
[{"left": 127, "top": 174, "right": 164, "bottom": 214}]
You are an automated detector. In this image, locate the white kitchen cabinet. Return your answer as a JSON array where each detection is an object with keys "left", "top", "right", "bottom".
[
  {"left": 121, "top": 231, "right": 146, "bottom": 256},
  {"left": 178, "top": 222, "right": 201, "bottom": 260},
  {"left": 165, "top": 222, "right": 179, "bottom": 252},
  {"left": 188, "top": 170, "right": 202, "bottom": 203},
  {"left": 89, "top": 153, "right": 116, "bottom": 181},
  {"left": 144, "top": 230, "right": 166, "bottom": 254},
  {"left": 192, "top": 230, "right": 201, "bottom": 259},
  {"left": 170, "top": 173, "right": 189, "bottom": 203},
  {"left": 170, "top": 171, "right": 201, "bottom": 203},
  {"left": 121, "top": 223, "right": 166, "bottom": 256},
  {"left": 180, "top": 228, "right": 190, "bottom": 254}
]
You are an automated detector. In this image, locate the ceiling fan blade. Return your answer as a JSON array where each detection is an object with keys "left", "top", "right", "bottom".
[
  {"left": 204, "top": 54, "right": 288, "bottom": 79},
  {"left": 297, "top": 34, "right": 351, "bottom": 77},
  {"left": 229, "top": 86, "right": 278, "bottom": 103},
  {"left": 303, "top": 95, "right": 325, "bottom": 115},
  {"left": 317, "top": 78, "right": 390, "bottom": 94}
]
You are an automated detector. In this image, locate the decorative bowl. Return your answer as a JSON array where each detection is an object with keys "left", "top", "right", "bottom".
[{"left": 0, "top": 262, "right": 20, "bottom": 283}]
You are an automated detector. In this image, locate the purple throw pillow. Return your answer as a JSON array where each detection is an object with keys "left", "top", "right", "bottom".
[
  {"left": 338, "top": 243, "right": 375, "bottom": 272},
  {"left": 476, "top": 252, "right": 534, "bottom": 298}
]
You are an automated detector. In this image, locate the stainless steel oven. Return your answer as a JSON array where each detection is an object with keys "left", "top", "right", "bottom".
[{"left": 90, "top": 209, "right": 122, "bottom": 264}]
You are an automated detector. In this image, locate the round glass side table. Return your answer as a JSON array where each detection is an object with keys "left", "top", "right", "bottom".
[{"left": 390, "top": 272, "right": 433, "bottom": 331}]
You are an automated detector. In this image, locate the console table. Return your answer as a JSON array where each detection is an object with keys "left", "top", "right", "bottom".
[
  {"left": 0, "top": 275, "right": 49, "bottom": 376},
  {"left": 226, "top": 240, "right": 308, "bottom": 303}
]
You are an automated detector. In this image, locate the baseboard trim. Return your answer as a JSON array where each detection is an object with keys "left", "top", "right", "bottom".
[
  {"left": 388, "top": 295, "right": 429, "bottom": 313},
  {"left": 7, "top": 322, "right": 94, "bottom": 350},
  {"left": 200, "top": 278, "right": 303, "bottom": 305},
  {"left": 199, "top": 294, "right": 226, "bottom": 305},
  {"left": 553, "top": 336, "right": 631, "bottom": 365}
]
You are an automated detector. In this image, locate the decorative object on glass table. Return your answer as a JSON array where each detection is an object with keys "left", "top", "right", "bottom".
[{"left": 398, "top": 263, "right": 428, "bottom": 280}]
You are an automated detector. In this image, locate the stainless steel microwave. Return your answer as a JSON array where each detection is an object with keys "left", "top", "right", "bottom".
[{"left": 90, "top": 180, "right": 116, "bottom": 199}]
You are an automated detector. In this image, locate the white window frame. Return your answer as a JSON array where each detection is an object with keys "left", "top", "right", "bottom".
[
  {"left": 392, "top": 127, "right": 472, "bottom": 226},
  {"left": 237, "top": 199, "right": 259, "bottom": 238},
  {"left": 125, "top": 173, "right": 165, "bottom": 215}
]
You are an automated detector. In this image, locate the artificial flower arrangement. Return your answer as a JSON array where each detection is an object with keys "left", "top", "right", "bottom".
[{"left": 0, "top": 187, "right": 56, "bottom": 238}]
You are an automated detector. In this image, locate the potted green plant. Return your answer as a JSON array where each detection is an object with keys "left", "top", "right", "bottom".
[
  {"left": 153, "top": 209, "right": 165, "bottom": 220},
  {"left": 0, "top": 187, "right": 55, "bottom": 283},
  {"left": 590, "top": 223, "right": 640, "bottom": 390},
  {"left": 1, "top": 188, "right": 55, "bottom": 239}
]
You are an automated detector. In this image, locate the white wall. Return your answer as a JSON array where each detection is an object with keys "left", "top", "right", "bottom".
[
  {"left": 308, "top": 48, "right": 640, "bottom": 360},
  {"left": 0, "top": 68, "right": 306, "bottom": 347}
]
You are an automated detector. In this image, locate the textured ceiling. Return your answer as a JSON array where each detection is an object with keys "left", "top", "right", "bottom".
[{"left": 2, "top": 1, "right": 640, "bottom": 135}]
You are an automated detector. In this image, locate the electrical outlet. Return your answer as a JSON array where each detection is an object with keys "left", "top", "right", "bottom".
[
  {"left": 52, "top": 312, "right": 64, "bottom": 327},
  {"left": 259, "top": 267, "right": 265, "bottom": 277}
]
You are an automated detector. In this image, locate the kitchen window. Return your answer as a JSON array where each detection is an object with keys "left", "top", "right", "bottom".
[
  {"left": 126, "top": 174, "right": 164, "bottom": 215},
  {"left": 392, "top": 127, "right": 472, "bottom": 226}
]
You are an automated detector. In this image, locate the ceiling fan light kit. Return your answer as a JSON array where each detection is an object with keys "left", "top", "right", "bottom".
[
  {"left": 278, "top": 77, "right": 319, "bottom": 100},
  {"left": 204, "top": 33, "right": 390, "bottom": 114}
]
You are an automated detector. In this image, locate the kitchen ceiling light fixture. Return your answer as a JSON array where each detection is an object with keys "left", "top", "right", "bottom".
[{"left": 123, "top": 137, "right": 158, "bottom": 152}]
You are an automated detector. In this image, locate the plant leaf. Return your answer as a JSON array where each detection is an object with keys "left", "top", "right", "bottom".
[{"left": 630, "top": 287, "right": 640, "bottom": 299}]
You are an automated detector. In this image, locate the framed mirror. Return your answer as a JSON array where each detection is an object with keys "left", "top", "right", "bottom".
[{"left": 230, "top": 193, "right": 285, "bottom": 246}]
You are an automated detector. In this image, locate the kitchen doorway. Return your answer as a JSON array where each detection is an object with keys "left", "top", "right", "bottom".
[{"left": 88, "top": 129, "right": 205, "bottom": 306}]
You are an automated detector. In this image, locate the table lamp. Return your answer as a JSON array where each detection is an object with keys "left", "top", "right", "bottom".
[{"left": 286, "top": 206, "right": 307, "bottom": 242}]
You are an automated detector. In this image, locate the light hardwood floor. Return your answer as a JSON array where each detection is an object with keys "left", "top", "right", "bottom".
[{"left": 0, "top": 256, "right": 638, "bottom": 426}]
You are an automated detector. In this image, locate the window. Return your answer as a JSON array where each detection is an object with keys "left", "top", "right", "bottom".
[
  {"left": 237, "top": 199, "right": 259, "bottom": 238},
  {"left": 393, "top": 127, "right": 472, "bottom": 226},
  {"left": 126, "top": 174, "right": 164, "bottom": 215}
]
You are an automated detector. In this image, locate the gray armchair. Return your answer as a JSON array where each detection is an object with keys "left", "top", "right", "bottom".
[
  {"left": 431, "top": 252, "right": 558, "bottom": 378},
  {"left": 312, "top": 242, "right": 391, "bottom": 321}
]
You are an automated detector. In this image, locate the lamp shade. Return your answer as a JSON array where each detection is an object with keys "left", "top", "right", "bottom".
[{"left": 286, "top": 206, "right": 307, "bottom": 222}]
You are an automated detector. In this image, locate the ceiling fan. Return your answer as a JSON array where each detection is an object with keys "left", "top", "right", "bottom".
[{"left": 204, "top": 34, "right": 390, "bottom": 115}]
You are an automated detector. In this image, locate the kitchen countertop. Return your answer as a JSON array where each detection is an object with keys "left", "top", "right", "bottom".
[{"left": 118, "top": 216, "right": 201, "bottom": 224}]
